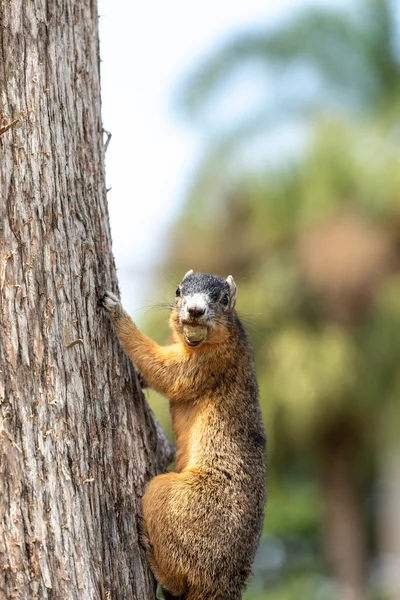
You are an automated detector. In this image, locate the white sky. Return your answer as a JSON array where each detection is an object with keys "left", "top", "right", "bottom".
[{"left": 98, "top": 0, "right": 343, "bottom": 317}]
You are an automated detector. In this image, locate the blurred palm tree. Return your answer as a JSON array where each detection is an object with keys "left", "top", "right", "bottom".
[
  {"left": 179, "top": 0, "right": 400, "bottom": 134},
  {"left": 176, "top": 0, "right": 400, "bottom": 215}
]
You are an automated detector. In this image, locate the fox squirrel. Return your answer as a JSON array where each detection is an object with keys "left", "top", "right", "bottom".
[{"left": 101, "top": 270, "right": 266, "bottom": 600}]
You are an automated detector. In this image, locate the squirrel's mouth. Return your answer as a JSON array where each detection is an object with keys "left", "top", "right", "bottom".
[
  {"left": 181, "top": 322, "right": 208, "bottom": 347},
  {"left": 185, "top": 338, "right": 203, "bottom": 347}
]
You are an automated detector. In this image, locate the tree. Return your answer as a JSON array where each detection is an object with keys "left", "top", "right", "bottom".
[
  {"left": 180, "top": 0, "right": 399, "bottom": 134},
  {"left": 0, "top": 2, "right": 172, "bottom": 598},
  {"left": 176, "top": 0, "right": 400, "bottom": 204}
]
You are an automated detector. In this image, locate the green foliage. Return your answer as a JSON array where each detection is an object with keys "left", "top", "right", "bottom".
[
  {"left": 175, "top": 0, "right": 400, "bottom": 212},
  {"left": 244, "top": 575, "right": 332, "bottom": 600},
  {"left": 266, "top": 324, "right": 358, "bottom": 442},
  {"left": 179, "top": 0, "right": 400, "bottom": 122},
  {"left": 264, "top": 480, "right": 320, "bottom": 537}
]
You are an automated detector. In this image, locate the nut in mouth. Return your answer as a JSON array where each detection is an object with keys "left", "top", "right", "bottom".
[{"left": 182, "top": 323, "right": 208, "bottom": 347}]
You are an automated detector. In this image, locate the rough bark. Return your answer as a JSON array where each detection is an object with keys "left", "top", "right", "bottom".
[
  {"left": 320, "top": 431, "right": 367, "bottom": 600},
  {"left": 0, "top": 1, "right": 172, "bottom": 598}
]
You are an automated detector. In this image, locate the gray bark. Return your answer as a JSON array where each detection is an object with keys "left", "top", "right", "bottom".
[{"left": 0, "top": 1, "right": 172, "bottom": 598}]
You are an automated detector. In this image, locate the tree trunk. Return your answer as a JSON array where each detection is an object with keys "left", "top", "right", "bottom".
[
  {"left": 319, "top": 429, "right": 367, "bottom": 600},
  {"left": 0, "top": 1, "right": 172, "bottom": 598}
]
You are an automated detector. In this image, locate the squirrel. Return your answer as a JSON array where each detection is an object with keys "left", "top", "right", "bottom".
[{"left": 101, "top": 270, "right": 266, "bottom": 600}]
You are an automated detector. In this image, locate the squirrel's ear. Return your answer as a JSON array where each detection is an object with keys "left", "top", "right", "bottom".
[
  {"left": 183, "top": 269, "right": 194, "bottom": 280},
  {"left": 226, "top": 275, "right": 237, "bottom": 308}
]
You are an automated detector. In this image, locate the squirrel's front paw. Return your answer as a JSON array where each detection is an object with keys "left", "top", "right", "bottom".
[{"left": 100, "top": 291, "right": 123, "bottom": 318}]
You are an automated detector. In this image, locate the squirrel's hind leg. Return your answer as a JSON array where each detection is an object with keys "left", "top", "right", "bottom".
[{"left": 143, "top": 472, "right": 191, "bottom": 597}]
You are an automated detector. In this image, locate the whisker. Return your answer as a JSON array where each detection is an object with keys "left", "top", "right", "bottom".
[
  {"left": 144, "top": 306, "right": 171, "bottom": 315},
  {"left": 209, "top": 313, "right": 267, "bottom": 341},
  {"left": 163, "top": 272, "right": 180, "bottom": 288},
  {"left": 136, "top": 300, "right": 174, "bottom": 316}
]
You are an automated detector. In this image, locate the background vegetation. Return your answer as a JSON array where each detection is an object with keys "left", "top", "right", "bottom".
[{"left": 141, "top": 1, "right": 400, "bottom": 598}]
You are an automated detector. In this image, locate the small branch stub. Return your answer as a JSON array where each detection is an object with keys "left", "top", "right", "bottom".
[
  {"left": 0, "top": 117, "right": 20, "bottom": 138},
  {"left": 103, "top": 128, "right": 112, "bottom": 152},
  {"left": 65, "top": 339, "right": 84, "bottom": 349}
]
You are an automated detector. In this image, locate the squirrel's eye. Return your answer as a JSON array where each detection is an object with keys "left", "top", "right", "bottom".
[
  {"left": 221, "top": 293, "right": 229, "bottom": 306},
  {"left": 176, "top": 288, "right": 181, "bottom": 297}
]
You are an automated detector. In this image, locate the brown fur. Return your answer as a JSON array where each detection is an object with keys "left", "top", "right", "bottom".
[{"left": 101, "top": 273, "right": 266, "bottom": 600}]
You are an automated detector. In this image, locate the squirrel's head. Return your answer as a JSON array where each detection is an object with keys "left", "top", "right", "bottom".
[{"left": 170, "top": 270, "right": 238, "bottom": 348}]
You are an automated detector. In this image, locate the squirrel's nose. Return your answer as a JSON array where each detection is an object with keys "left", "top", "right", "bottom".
[{"left": 188, "top": 305, "right": 205, "bottom": 318}]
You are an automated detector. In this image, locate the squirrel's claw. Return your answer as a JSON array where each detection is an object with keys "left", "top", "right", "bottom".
[{"left": 100, "top": 290, "right": 122, "bottom": 317}]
